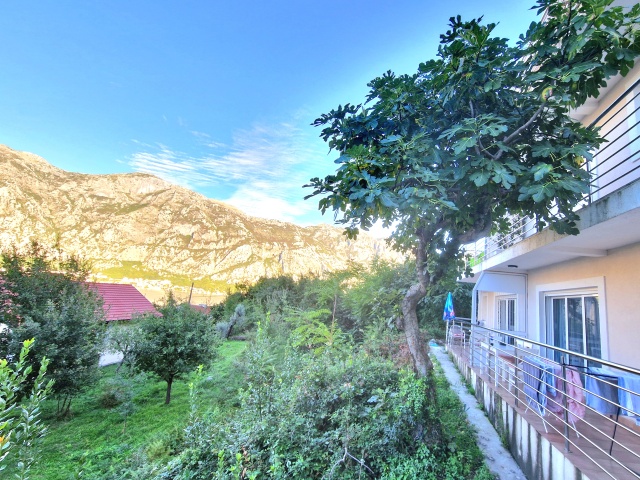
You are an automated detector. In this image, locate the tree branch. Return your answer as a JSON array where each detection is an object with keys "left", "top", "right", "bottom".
[
  {"left": 329, "top": 446, "right": 376, "bottom": 479},
  {"left": 496, "top": 102, "right": 546, "bottom": 160},
  {"left": 469, "top": 100, "right": 496, "bottom": 160}
]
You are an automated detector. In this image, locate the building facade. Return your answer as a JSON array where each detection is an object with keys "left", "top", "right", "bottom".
[{"left": 465, "top": 64, "right": 640, "bottom": 369}]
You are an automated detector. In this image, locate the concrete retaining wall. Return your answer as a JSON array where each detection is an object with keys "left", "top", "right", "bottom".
[{"left": 451, "top": 353, "right": 590, "bottom": 480}]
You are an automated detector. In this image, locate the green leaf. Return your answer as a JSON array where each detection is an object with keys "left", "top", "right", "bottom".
[
  {"left": 470, "top": 171, "right": 489, "bottom": 187},
  {"left": 380, "top": 135, "right": 402, "bottom": 145},
  {"left": 531, "top": 143, "right": 555, "bottom": 158},
  {"left": 453, "top": 137, "right": 477, "bottom": 155},
  {"left": 532, "top": 163, "right": 553, "bottom": 181},
  {"left": 379, "top": 193, "right": 398, "bottom": 208}
]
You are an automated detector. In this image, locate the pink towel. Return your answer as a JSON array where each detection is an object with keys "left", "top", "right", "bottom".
[
  {"left": 542, "top": 367, "right": 585, "bottom": 424},
  {"left": 566, "top": 368, "right": 586, "bottom": 424}
]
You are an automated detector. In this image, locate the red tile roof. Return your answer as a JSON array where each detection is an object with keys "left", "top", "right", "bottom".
[
  {"left": 190, "top": 304, "right": 212, "bottom": 315},
  {"left": 87, "top": 283, "right": 161, "bottom": 322}
]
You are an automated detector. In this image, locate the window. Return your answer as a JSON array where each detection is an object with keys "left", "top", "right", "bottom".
[
  {"left": 545, "top": 292, "right": 601, "bottom": 366},
  {"left": 497, "top": 296, "right": 516, "bottom": 344}
]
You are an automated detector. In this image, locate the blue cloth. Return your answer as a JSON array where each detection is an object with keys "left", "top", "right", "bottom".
[
  {"left": 443, "top": 292, "right": 455, "bottom": 321},
  {"left": 522, "top": 357, "right": 560, "bottom": 414},
  {"left": 587, "top": 367, "right": 640, "bottom": 417},
  {"left": 617, "top": 372, "right": 640, "bottom": 417},
  {"left": 585, "top": 368, "right": 619, "bottom": 416}
]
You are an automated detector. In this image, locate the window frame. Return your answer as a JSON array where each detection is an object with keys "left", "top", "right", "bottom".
[{"left": 536, "top": 277, "right": 608, "bottom": 362}]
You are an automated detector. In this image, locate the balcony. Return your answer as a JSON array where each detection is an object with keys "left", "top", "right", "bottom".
[
  {"left": 445, "top": 320, "right": 640, "bottom": 479},
  {"left": 467, "top": 76, "right": 640, "bottom": 272}
]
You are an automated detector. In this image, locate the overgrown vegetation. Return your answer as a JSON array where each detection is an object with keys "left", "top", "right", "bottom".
[
  {"left": 0, "top": 339, "right": 53, "bottom": 480},
  {"left": 1, "top": 261, "right": 490, "bottom": 479},
  {"left": 159, "top": 304, "right": 489, "bottom": 479}
]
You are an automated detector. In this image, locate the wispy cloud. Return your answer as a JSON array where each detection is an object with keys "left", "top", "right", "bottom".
[
  {"left": 225, "top": 184, "right": 317, "bottom": 223},
  {"left": 128, "top": 120, "right": 330, "bottom": 224},
  {"left": 190, "top": 130, "right": 210, "bottom": 139}
]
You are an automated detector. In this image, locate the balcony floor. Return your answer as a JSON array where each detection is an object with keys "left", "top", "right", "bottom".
[{"left": 448, "top": 344, "right": 640, "bottom": 480}]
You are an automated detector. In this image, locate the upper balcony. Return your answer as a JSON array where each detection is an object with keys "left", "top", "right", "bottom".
[{"left": 467, "top": 70, "right": 640, "bottom": 274}]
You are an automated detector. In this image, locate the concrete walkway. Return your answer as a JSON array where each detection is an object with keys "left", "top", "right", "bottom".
[
  {"left": 431, "top": 345, "right": 527, "bottom": 480},
  {"left": 99, "top": 351, "right": 123, "bottom": 366}
]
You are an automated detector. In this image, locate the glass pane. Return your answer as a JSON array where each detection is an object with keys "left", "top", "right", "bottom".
[
  {"left": 508, "top": 299, "right": 515, "bottom": 330},
  {"left": 585, "top": 296, "right": 602, "bottom": 366},
  {"left": 567, "top": 297, "right": 585, "bottom": 366},
  {"left": 498, "top": 300, "right": 506, "bottom": 330},
  {"left": 508, "top": 299, "right": 516, "bottom": 344},
  {"left": 567, "top": 298, "right": 584, "bottom": 354},
  {"left": 551, "top": 298, "right": 566, "bottom": 363}
]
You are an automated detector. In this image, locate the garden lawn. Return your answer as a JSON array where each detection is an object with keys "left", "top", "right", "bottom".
[{"left": 27, "top": 340, "right": 247, "bottom": 480}]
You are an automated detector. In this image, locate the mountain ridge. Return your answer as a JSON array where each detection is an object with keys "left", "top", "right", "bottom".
[{"left": 0, "top": 144, "right": 400, "bottom": 299}]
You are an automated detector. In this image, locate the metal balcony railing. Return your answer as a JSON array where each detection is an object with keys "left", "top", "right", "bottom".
[
  {"left": 446, "top": 319, "right": 640, "bottom": 479},
  {"left": 467, "top": 77, "right": 640, "bottom": 266}
]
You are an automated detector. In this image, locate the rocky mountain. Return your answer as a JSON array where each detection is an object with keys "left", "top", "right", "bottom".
[{"left": 0, "top": 144, "right": 400, "bottom": 300}]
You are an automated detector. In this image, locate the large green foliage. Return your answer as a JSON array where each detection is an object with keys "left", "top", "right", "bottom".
[
  {"left": 132, "top": 302, "right": 219, "bottom": 404},
  {"left": 308, "top": 0, "right": 639, "bottom": 246},
  {"left": 306, "top": 0, "right": 640, "bottom": 374},
  {"left": 0, "top": 245, "right": 105, "bottom": 416}
]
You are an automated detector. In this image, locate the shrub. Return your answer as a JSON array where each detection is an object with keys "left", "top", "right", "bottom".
[
  {"left": 0, "top": 339, "right": 53, "bottom": 479},
  {"left": 99, "top": 376, "right": 135, "bottom": 409},
  {"left": 162, "top": 312, "right": 442, "bottom": 479},
  {"left": 1, "top": 245, "right": 105, "bottom": 416}
]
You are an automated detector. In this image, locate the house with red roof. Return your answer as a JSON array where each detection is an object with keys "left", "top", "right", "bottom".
[{"left": 87, "top": 282, "right": 161, "bottom": 322}]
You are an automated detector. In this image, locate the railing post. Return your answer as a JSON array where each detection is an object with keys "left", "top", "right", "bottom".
[
  {"left": 470, "top": 324, "right": 475, "bottom": 367},
  {"left": 562, "top": 356, "right": 570, "bottom": 453},
  {"left": 514, "top": 345, "right": 519, "bottom": 408}
]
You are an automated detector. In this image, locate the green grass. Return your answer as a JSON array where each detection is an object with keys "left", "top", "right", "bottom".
[{"left": 24, "top": 341, "right": 247, "bottom": 480}]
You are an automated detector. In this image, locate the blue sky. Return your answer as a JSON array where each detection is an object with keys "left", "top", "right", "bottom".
[{"left": 0, "top": 1, "right": 538, "bottom": 228}]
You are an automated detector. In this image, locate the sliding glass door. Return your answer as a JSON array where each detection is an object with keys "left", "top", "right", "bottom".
[{"left": 546, "top": 293, "right": 601, "bottom": 365}]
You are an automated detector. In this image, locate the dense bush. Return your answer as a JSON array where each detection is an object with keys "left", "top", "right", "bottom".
[
  {"left": 219, "top": 262, "right": 473, "bottom": 346},
  {"left": 157, "top": 309, "right": 487, "bottom": 479}
]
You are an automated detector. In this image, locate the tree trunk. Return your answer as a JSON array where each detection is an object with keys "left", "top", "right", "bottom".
[
  {"left": 402, "top": 281, "right": 433, "bottom": 377},
  {"left": 399, "top": 233, "right": 434, "bottom": 377},
  {"left": 224, "top": 314, "right": 237, "bottom": 340},
  {"left": 402, "top": 256, "right": 440, "bottom": 443},
  {"left": 165, "top": 376, "right": 173, "bottom": 405}
]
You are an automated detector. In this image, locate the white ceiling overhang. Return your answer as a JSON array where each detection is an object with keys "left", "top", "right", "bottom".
[{"left": 473, "top": 271, "right": 527, "bottom": 295}]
